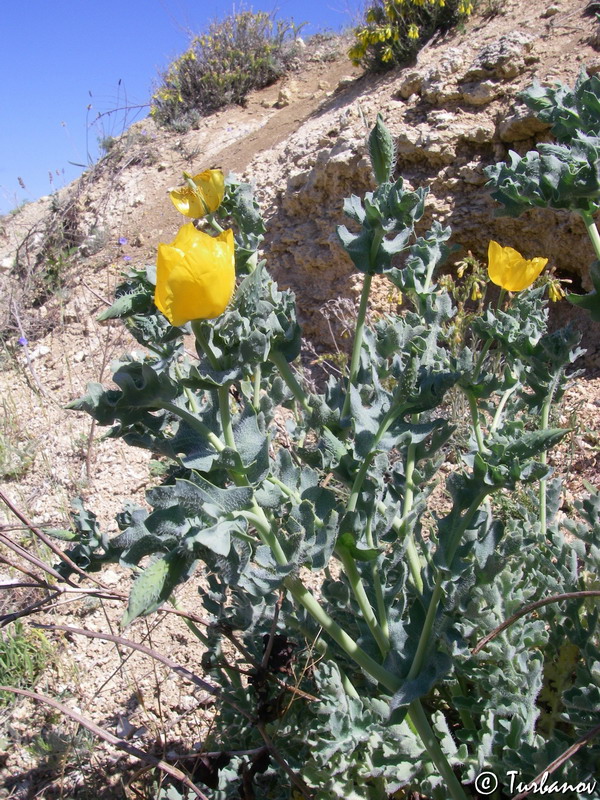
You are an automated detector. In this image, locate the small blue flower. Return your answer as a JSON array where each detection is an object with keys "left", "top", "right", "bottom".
[
  {"left": 118, "top": 236, "right": 128, "bottom": 245},
  {"left": 123, "top": 255, "right": 132, "bottom": 262},
  {"left": 18, "top": 336, "right": 28, "bottom": 346}
]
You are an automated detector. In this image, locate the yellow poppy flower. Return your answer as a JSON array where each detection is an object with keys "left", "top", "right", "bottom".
[
  {"left": 487, "top": 240, "right": 548, "bottom": 292},
  {"left": 169, "top": 169, "right": 225, "bottom": 218},
  {"left": 155, "top": 223, "right": 235, "bottom": 325}
]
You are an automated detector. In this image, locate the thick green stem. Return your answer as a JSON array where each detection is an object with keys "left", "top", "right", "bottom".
[
  {"left": 365, "top": 516, "right": 390, "bottom": 641},
  {"left": 284, "top": 575, "right": 398, "bottom": 690},
  {"left": 538, "top": 369, "right": 560, "bottom": 534},
  {"left": 581, "top": 211, "right": 600, "bottom": 261},
  {"left": 282, "top": 576, "right": 469, "bottom": 800},
  {"left": 218, "top": 385, "right": 236, "bottom": 451},
  {"left": 374, "top": 510, "right": 423, "bottom": 598},
  {"left": 472, "top": 339, "right": 493, "bottom": 384},
  {"left": 191, "top": 320, "right": 221, "bottom": 371},
  {"left": 406, "top": 492, "right": 488, "bottom": 683},
  {"left": 337, "top": 546, "right": 389, "bottom": 657},
  {"left": 400, "top": 427, "right": 425, "bottom": 595},
  {"left": 539, "top": 394, "right": 552, "bottom": 535},
  {"left": 355, "top": 409, "right": 424, "bottom": 596},
  {"left": 489, "top": 384, "right": 517, "bottom": 435},
  {"left": 268, "top": 349, "right": 311, "bottom": 413},
  {"left": 408, "top": 700, "right": 469, "bottom": 800},
  {"left": 241, "top": 505, "right": 288, "bottom": 565},
  {"left": 207, "top": 214, "right": 225, "bottom": 235},
  {"left": 267, "top": 475, "right": 301, "bottom": 503},
  {"left": 341, "top": 272, "right": 373, "bottom": 421},
  {"left": 466, "top": 391, "right": 489, "bottom": 455},
  {"left": 252, "top": 365, "right": 261, "bottom": 410},
  {"left": 156, "top": 401, "right": 224, "bottom": 453},
  {"left": 347, "top": 400, "right": 410, "bottom": 510},
  {"left": 347, "top": 453, "right": 375, "bottom": 513}
]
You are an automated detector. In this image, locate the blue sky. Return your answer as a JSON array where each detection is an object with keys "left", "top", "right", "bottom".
[{"left": 0, "top": 0, "right": 361, "bottom": 216}]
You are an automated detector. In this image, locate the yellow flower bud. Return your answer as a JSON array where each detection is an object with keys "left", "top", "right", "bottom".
[
  {"left": 487, "top": 240, "right": 548, "bottom": 292},
  {"left": 169, "top": 169, "right": 225, "bottom": 218},
  {"left": 155, "top": 223, "right": 235, "bottom": 325},
  {"left": 548, "top": 280, "right": 566, "bottom": 302},
  {"left": 407, "top": 23, "right": 420, "bottom": 39}
]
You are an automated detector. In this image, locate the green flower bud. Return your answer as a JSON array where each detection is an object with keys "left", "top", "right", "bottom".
[{"left": 368, "top": 113, "right": 395, "bottom": 185}]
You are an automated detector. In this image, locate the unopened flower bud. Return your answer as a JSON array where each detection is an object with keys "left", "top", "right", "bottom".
[{"left": 368, "top": 114, "right": 395, "bottom": 186}]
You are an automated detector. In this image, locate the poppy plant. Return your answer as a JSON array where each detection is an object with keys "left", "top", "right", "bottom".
[
  {"left": 169, "top": 169, "right": 225, "bottom": 218},
  {"left": 487, "top": 240, "right": 548, "bottom": 292},
  {"left": 155, "top": 223, "right": 235, "bottom": 325}
]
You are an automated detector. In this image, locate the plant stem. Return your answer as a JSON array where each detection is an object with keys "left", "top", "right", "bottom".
[
  {"left": 472, "top": 339, "right": 493, "bottom": 384},
  {"left": 263, "top": 574, "right": 471, "bottom": 800},
  {"left": 239, "top": 505, "right": 288, "bottom": 565},
  {"left": 347, "top": 453, "right": 375, "bottom": 513},
  {"left": 539, "top": 392, "right": 552, "bottom": 535},
  {"left": 253, "top": 364, "right": 261, "bottom": 410},
  {"left": 267, "top": 475, "right": 301, "bottom": 503},
  {"left": 207, "top": 214, "right": 225, "bottom": 234},
  {"left": 218, "top": 385, "right": 236, "bottom": 451},
  {"left": 348, "top": 404, "right": 424, "bottom": 594},
  {"left": 284, "top": 575, "right": 398, "bottom": 690},
  {"left": 400, "top": 423, "right": 425, "bottom": 595},
  {"left": 406, "top": 492, "right": 488, "bottom": 683},
  {"left": 278, "top": 539, "right": 468, "bottom": 800},
  {"left": 191, "top": 320, "right": 221, "bottom": 371},
  {"left": 365, "top": 516, "right": 390, "bottom": 641},
  {"left": 581, "top": 211, "right": 600, "bottom": 261},
  {"left": 341, "top": 272, "right": 373, "bottom": 421},
  {"left": 268, "top": 349, "right": 311, "bottom": 413},
  {"left": 175, "top": 362, "right": 204, "bottom": 417},
  {"left": 374, "top": 505, "right": 424, "bottom": 598},
  {"left": 489, "top": 384, "right": 517, "bottom": 435},
  {"left": 466, "top": 391, "right": 489, "bottom": 455},
  {"left": 156, "top": 401, "right": 224, "bottom": 453},
  {"left": 347, "top": 400, "right": 410, "bottom": 509},
  {"left": 285, "top": 573, "right": 469, "bottom": 800},
  {"left": 336, "top": 545, "right": 389, "bottom": 657},
  {"left": 408, "top": 700, "right": 469, "bottom": 800}
]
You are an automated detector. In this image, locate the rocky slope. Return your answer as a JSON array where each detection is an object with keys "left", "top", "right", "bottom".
[{"left": 2, "top": 1, "right": 600, "bottom": 348}]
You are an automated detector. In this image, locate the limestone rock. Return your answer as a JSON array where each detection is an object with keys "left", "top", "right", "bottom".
[
  {"left": 395, "top": 71, "right": 423, "bottom": 100},
  {"left": 276, "top": 87, "right": 292, "bottom": 108},
  {"left": 498, "top": 104, "right": 551, "bottom": 141},
  {"left": 465, "top": 32, "right": 535, "bottom": 80},
  {"left": 460, "top": 80, "right": 504, "bottom": 106}
]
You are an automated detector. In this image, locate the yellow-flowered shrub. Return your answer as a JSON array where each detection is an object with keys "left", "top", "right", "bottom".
[
  {"left": 350, "top": 0, "right": 473, "bottom": 71},
  {"left": 151, "top": 11, "right": 303, "bottom": 130}
]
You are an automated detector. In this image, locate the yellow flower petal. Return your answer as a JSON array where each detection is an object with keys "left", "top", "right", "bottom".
[
  {"left": 155, "top": 223, "right": 235, "bottom": 325},
  {"left": 487, "top": 240, "right": 548, "bottom": 292},
  {"left": 169, "top": 169, "right": 225, "bottom": 218}
]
